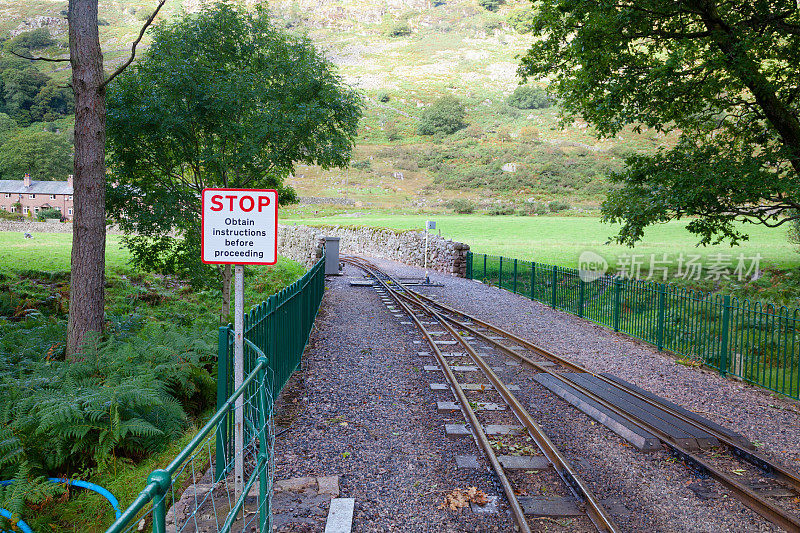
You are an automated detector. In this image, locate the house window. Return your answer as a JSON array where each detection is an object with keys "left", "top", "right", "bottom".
[
  {"left": 9, "top": 205, "right": 16, "bottom": 213},
  {"left": 23, "top": 206, "right": 29, "bottom": 214},
  {"left": 3, "top": 193, "right": 9, "bottom": 198},
  {"left": 68, "top": 208, "right": 73, "bottom": 216},
  {"left": 50, "top": 194, "right": 56, "bottom": 200},
  {"left": 0, "top": 206, "right": 5, "bottom": 211},
  {"left": 34, "top": 206, "right": 40, "bottom": 213},
  {"left": 29, "top": 194, "right": 36, "bottom": 199},
  {"left": 68, "top": 195, "right": 73, "bottom": 200}
]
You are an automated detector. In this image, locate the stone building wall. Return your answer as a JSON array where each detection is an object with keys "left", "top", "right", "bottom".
[{"left": 278, "top": 224, "right": 470, "bottom": 277}]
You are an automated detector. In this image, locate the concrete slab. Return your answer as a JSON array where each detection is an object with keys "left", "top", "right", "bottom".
[
  {"left": 498, "top": 455, "right": 550, "bottom": 470},
  {"left": 446, "top": 424, "right": 523, "bottom": 437},
  {"left": 601, "top": 373, "right": 752, "bottom": 448},
  {"left": 518, "top": 496, "right": 583, "bottom": 516},
  {"left": 437, "top": 401, "right": 506, "bottom": 412},
  {"left": 430, "top": 382, "right": 521, "bottom": 391},
  {"left": 471, "top": 495, "right": 499, "bottom": 514},
  {"left": 535, "top": 373, "right": 661, "bottom": 452},
  {"left": 434, "top": 340, "right": 458, "bottom": 345},
  {"left": 564, "top": 373, "right": 715, "bottom": 449},
  {"left": 324, "top": 498, "right": 355, "bottom": 533},
  {"left": 423, "top": 365, "right": 478, "bottom": 372}
]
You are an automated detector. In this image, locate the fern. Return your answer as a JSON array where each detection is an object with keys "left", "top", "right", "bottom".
[{"left": 0, "top": 319, "right": 215, "bottom": 514}]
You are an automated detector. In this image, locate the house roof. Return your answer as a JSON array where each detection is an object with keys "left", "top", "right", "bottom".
[{"left": 0, "top": 180, "right": 73, "bottom": 195}]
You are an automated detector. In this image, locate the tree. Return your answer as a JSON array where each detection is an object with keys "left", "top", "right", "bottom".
[
  {"left": 507, "top": 85, "right": 550, "bottom": 110},
  {"left": 518, "top": 1, "right": 800, "bottom": 245},
  {"left": 66, "top": 0, "right": 165, "bottom": 356},
  {"left": 106, "top": 2, "right": 362, "bottom": 322},
  {"left": 0, "top": 128, "right": 73, "bottom": 181},
  {"left": 418, "top": 95, "right": 467, "bottom": 135},
  {"left": 1, "top": 66, "right": 49, "bottom": 124}
]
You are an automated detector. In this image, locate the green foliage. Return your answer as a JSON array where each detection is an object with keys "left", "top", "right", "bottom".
[
  {"left": 385, "top": 23, "right": 411, "bottom": 37},
  {"left": 106, "top": 1, "right": 362, "bottom": 287},
  {"left": 478, "top": 0, "right": 504, "bottom": 12},
  {"left": 0, "top": 56, "right": 73, "bottom": 125},
  {"left": 36, "top": 208, "right": 61, "bottom": 221},
  {"left": 0, "top": 128, "right": 73, "bottom": 181},
  {"left": 548, "top": 200, "right": 570, "bottom": 213},
  {"left": 418, "top": 95, "right": 467, "bottom": 135},
  {"left": 350, "top": 159, "right": 371, "bottom": 170},
  {"left": 488, "top": 203, "right": 515, "bottom": 215},
  {"left": 518, "top": 0, "right": 800, "bottom": 246},
  {"left": 446, "top": 198, "right": 476, "bottom": 214},
  {"left": 4, "top": 28, "right": 55, "bottom": 52},
  {"left": 377, "top": 90, "right": 390, "bottom": 103},
  {"left": 0, "top": 323, "right": 215, "bottom": 518},
  {"left": 507, "top": 7, "right": 535, "bottom": 33},
  {"left": 507, "top": 85, "right": 551, "bottom": 110}
]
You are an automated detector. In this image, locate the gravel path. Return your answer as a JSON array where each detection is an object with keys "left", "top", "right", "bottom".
[{"left": 363, "top": 256, "right": 800, "bottom": 533}]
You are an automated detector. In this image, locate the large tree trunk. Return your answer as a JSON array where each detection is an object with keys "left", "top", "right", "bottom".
[
  {"left": 220, "top": 264, "right": 233, "bottom": 325},
  {"left": 67, "top": 0, "right": 107, "bottom": 357}
]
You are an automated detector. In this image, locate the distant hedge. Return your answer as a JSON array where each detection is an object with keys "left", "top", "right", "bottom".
[{"left": 507, "top": 86, "right": 551, "bottom": 110}]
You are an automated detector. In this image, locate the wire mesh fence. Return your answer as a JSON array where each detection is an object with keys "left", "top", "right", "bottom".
[
  {"left": 106, "top": 255, "right": 325, "bottom": 533},
  {"left": 105, "top": 352, "right": 274, "bottom": 533},
  {"left": 468, "top": 252, "right": 800, "bottom": 400}
]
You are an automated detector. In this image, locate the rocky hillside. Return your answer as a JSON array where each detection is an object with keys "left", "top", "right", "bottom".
[{"left": 0, "top": 0, "right": 673, "bottom": 212}]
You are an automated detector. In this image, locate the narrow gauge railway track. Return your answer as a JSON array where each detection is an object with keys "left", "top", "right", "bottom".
[
  {"left": 343, "top": 256, "right": 621, "bottom": 533},
  {"left": 345, "top": 256, "right": 800, "bottom": 532}
]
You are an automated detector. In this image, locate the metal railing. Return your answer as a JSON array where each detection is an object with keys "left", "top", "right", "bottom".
[
  {"left": 467, "top": 252, "right": 800, "bottom": 400},
  {"left": 105, "top": 255, "right": 326, "bottom": 533}
]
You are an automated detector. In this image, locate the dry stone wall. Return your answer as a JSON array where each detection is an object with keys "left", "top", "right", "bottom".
[{"left": 278, "top": 224, "right": 470, "bottom": 277}]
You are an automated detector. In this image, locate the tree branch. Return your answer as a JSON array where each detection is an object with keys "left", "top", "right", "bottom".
[
  {"left": 8, "top": 49, "right": 70, "bottom": 62},
  {"left": 100, "top": 0, "right": 167, "bottom": 89}
]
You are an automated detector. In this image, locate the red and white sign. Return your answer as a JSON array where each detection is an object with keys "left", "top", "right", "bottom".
[{"left": 201, "top": 188, "right": 278, "bottom": 265}]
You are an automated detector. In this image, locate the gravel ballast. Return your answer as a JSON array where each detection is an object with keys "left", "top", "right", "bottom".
[{"left": 273, "top": 256, "right": 800, "bottom": 532}]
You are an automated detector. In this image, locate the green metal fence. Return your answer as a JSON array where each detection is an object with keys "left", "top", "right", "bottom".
[
  {"left": 105, "top": 256, "right": 326, "bottom": 533},
  {"left": 467, "top": 252, "right": 800, "bottom": 400}
]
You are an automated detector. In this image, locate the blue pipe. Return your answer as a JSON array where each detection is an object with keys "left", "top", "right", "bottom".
[
  {"left": 0, "top": 478, "right": 121, "bottom": 533},
  {"left": 0, "top": 508, "right": 34, "bottom": 533}
]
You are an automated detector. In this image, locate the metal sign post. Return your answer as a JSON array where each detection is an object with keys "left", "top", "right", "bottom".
[
  {"left": 234, "top": 264, "right": 244, "bottom": 497},
  {"left": 201, "top": 188, "right": 278, "bottom": 502},
  {"left": 424, "top": 220, "right": 436, "bottom": 283}
]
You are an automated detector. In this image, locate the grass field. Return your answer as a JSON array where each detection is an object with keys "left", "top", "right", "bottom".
[
  {"left": 287, "top": 213, "right": 800, "bottom": 270},
  {"left": 0, "top": 233, "right": 131, "bottom": 271}
]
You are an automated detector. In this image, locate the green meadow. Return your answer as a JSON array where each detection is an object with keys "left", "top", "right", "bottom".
[{"left": 285, "top": 213, "right": 799, "bottom": 270}]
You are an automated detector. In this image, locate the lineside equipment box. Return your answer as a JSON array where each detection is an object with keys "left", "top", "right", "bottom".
[{"left": 324, "top": 236, "right": 340, "bottom": 275}]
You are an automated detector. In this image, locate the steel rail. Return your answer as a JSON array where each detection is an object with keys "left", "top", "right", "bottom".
[
  {"left": 393, "top": 273, "right": 800, "bottom": 532},
  {"left": 348, "top": 260, "right": 533, "bottom": 533},
  {"left": 345, "top": 257, "right": 620, "bottom": 533},
  {"left": 405, "top": 287, "right": 800, "bottom": 490}
]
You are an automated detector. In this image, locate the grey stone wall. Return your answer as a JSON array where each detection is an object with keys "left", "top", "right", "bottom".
[
  {"left": 278, "top": 224, "right": 470, "bottom": 277},
  {"left": 0, "top": 220, "right": 123, "bottom": 234}
]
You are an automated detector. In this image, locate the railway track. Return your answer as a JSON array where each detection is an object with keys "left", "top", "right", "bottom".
[
  {"left": 344, "top": 256, "right": 800, "bottom": 532},
  {"left": 344, "top": 256, "right": 620, "bottom": 533}
]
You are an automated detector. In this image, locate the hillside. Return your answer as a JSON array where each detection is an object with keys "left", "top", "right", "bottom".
[{"left": 0, "top": 0, "right": 675, "bottom": 211}]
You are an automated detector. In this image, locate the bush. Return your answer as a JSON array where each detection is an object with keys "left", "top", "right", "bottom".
[
  {"left": 350, "top": 159, "right": 371, "bottom": 170},
  {"left": 385, "top": 121, "right": 402, "bottom": 142},
  {"left": 36, "top": 208, "right": 61, "bottom": 221},
  {"left": 507, "top": 85, "right": 552, "bottom": 110},
  {"left": 386, "top": 24, "right": 411, "bottom": 37},
  {"left": 418, "top": 96, "right": 468, "bottom": 136},
  {"left": 507, "top": 7, "right": 535, "bottom": 33},
  {"left": 5, "top": 28, "right": 55, "bottom": 51},
  {"left": 488, "top": 204, "right": 516, "bottom": 216},
  {"left": 519, "top": 201, "right": 548, "bottom": 216},
  {"left": 446, "top": 198, "right": 476, "bottom": 214},
  {"left": 478, "top": 0, "right": 505, "bottom": 12},
  {"left": 377, "top": 91, "right": 390, "bottom": 103},
  {"left": 549, "top": 200, "right": 571, "bottom": 212}
]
